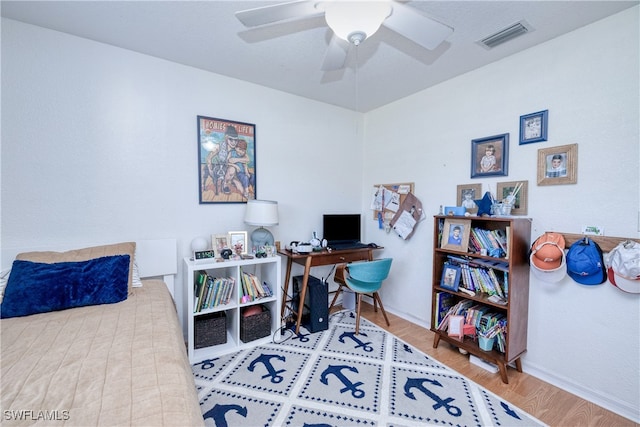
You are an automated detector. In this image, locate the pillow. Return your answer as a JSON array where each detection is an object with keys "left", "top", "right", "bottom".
[
  {"left": 16, "top": 242, "right": 136, "bottom": 295},
  {"left": 0, "top": 255, "right": 130, "bottom": 319}
]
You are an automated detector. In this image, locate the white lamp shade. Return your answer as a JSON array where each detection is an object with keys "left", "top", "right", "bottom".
[
  {"left": 324, "top": 1, "right": 391, "bottom": 43},
  {"left": 244, "top": 200, "right": 279, "bottom": 226}
]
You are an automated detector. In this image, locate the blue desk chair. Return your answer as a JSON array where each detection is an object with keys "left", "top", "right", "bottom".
[{"left": 330, "top": 258, "right": 393, "bottom": 334}]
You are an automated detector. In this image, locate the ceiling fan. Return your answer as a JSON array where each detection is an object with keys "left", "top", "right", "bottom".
[{"left": 235, "top": 0, "right": 454, "bottom": 71}]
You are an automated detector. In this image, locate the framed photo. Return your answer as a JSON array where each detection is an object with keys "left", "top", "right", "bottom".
[
  {"left": 471, "top": 133, "right": 509, "bottom": 178},
  {"left": 440, "top": 263, "right": 461, "bottom": 292},
  {"left": 448, "top": 315, "right": 465, "bottom": 339},
  {"left": 456, "top": 184, "right": 482, "bottom": 214},
  {"left": 212, "top": 234, "right": 229, "bottom": 258},
  {"left": 441, "top": 218, "right": 471, "bottom": 253},
  {"left": 197, "top": 115, "right": 256, "bottom": 204},
  {"left": 496, "top": 181, "right": 528, "bottom": 215},
  {"left": 228, "top": 231, "right": 248, "bottom": 255},
  {"left": 519, "top": 110, "right": 548, "bottom": 144},
  {"left": 537, "top": 144, "right": 578, "bottom": 186}
]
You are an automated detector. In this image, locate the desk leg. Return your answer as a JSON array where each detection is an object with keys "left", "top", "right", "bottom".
[
  {"left": 281, "top": 257, "right": 293, "bottom": 321},
  {"left": 295, "top": 256, "right": 312, "bottom": 335}
]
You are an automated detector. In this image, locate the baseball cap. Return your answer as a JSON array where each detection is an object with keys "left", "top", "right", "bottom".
[
  {"left": 607, "top": 240, "right": 640, "bottom": 293},
  {"left": 566, "top": 238, "right": 607, "bottom": 285},
  {"left": 530, "top": 232, "right": 566, "bottom": 283}
]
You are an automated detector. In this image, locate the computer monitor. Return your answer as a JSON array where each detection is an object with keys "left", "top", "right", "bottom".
[{"left": 322, "top": 214, "right": 361, "bottom": 244}]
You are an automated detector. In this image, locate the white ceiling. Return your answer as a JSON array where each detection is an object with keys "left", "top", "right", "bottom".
[{"left": 2, "top": 1, "right": 637, "bottom": 112}]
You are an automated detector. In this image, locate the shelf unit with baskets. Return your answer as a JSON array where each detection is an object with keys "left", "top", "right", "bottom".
[
  {"left": 431, "top": 215, "right": 531, "bottom": 383},
  {"left": 183, "top": 255, "right": 281, "bottom": 363}
]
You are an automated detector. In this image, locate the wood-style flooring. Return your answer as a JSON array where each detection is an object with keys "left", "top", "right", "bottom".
[{"left": 337, "top": 303, "right": 637, "bottom": 427}]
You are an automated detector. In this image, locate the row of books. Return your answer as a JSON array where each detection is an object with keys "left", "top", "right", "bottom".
[
  {"left": 194, "top": 271, "right": 235, "bottom": 312},
  {"left": 469, "top": 227, "right": 509, "bottom": 257},
  {"left": 446, "top": 255, "right": 509, "bottom": 301},
  {"left": 240, "top": 269, "right": 273, "bottom": 302},
  {"left": 434, "top": 293, "right": 507, "bottom": 352}
]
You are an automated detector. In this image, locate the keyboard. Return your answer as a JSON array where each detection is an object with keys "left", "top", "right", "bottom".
[{"left": 328, "top": 242, "right": 369, "bottom": 250}]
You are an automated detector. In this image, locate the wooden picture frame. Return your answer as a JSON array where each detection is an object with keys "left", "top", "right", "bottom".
[
  {"left": 471, "top": 133, "right": 509, "bottom": 178},
  {"left": 519, "top": 110, "right": 548, "bottom": 144},
  {"left": 197, "top": 115, "right": 256, "bottom": 204},
  {"left": 441, "top": 218, "right": 471, "bottom": 253},
  {"left": 456, "top": 184, "right": 482, "bottom": 214},
  {"left": 440, "top": 263, "right": 461, "bottom": 292},
  {"left": 537, "top": 144, "right": 578, "bottom": 186},
  {"left": 212, "top": 234, "right": 229, "bottom": 258},
  {"left": 496, "top": 180, "right": 528, "bottom": 215},
  {"left": 228, "top": 231, "right": 248, "bottom": 255}
]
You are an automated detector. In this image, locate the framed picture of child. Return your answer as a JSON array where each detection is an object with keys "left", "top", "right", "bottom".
[
  {"left": 537, "top": 144, "right": 578, "bottom": 186},
  {"left": 197, "top": 115, "right": 256, "bottom": 204},
  {"left": 440, "top": 263, "right": 461, "bottom": 292},
  {"left": 441, "top": 218, "right": 471, "bottom": 253},
  {"left": 519, "top": 110, "right": 548, "bottom": 144},
  {"left": 470, "top": 133, "right": 509, "bottom": 178},
  {"left": 456, "top": 184, "right": 482, "bottom": 214}
]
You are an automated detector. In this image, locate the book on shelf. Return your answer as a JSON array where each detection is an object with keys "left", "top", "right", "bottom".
[
  {"left": 435, "top": 292, "right": 456, "bottom": 329},
  {"left": 240, "top": 269, "right": 273, "bottom": 302},
  {"left": 193, "top": 274, "right": 235, "bottom": 312}
]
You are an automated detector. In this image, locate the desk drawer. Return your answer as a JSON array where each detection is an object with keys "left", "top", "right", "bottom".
[{"left": 313, "top": 251, "right": 370, "bottom": 266}]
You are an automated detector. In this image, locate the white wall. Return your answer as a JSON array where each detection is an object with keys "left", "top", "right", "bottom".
[
  {"left": 2, "top": 6, "right": 639, "bottom": 422},
  {"left": 363, "top": 7, "right": 639, "bottom": 421}
]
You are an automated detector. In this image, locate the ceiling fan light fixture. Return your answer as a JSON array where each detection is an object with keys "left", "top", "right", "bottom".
[{"left": 323, "top": 1, "right": 392, "bottom": 45}]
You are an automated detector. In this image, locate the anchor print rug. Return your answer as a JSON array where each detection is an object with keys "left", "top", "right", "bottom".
[{"left": 192, "top": 311, "right": 546, "bottom": 427}]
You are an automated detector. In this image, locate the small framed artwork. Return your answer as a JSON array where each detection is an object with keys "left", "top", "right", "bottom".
[
  {"left": 212, "top": 234, "right": 229, "bottom": 258},
  {"left": 457, "top": 184, "right": 482, "bottom": 214},
  {"left": 197, "top": 115, "right": 256, "bottom": 204},
  {"left": 496, "top": 181, "right": 528, "bottom": 215},
  {"left": 440, "top": 263, "right": 461, "bottom": 292},
  {"left": 519, "top": 110, "right": 548, "bottom": 144},
  {"left": 441, "top": 218, "right": 471, "bottom": 253},
  {"left": 228, "top": 231, "right": 248, "bottom": 255},
  {"left": 471, "top": 133, "right": 509, "bottom": 178},
  {"left": 537, "top": 144, "right": 578, "bottom": 186},
  {"left": 448, "top": 315, "right": 465, "bottom": 339}
]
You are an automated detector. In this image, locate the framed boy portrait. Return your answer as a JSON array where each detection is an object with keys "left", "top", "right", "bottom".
[
  {"left": 537, "top": 144, "right": 578, "bottom": 186},
  {"left": 441, "top": 218, "right": 471, "bottom": 253},
  {"left": 456, "top": 184, "right": 482, "bottom": 214},
  {"left": 471, "top": 133, "right": 509, "bottom": 178}
]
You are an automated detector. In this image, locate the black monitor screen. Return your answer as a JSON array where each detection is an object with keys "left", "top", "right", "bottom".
[{"left": 323, "top": 214, "right": 361, "bottom": 243}]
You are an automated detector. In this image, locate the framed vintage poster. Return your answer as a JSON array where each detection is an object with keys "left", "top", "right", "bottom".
[
  {"left": 470, "top": 133, "right": 509, "bottom": 178},
  {"left": 456, "top": 184, "right": 482, "bottom": 214},
  {"left": 537, "top": 144, "right": 578, "bottom": 186},
  {"left": 441, "top": 218, "right": 471, "bottom": 253},
  {"left": 496, "top": 181, "right": 528, "bottom": 215},
  {"left": 197, "top": 116, "right": 256, "bottom": 204},
  {"left": 519, "top": 110, "right": 548, "bottom": 144}
]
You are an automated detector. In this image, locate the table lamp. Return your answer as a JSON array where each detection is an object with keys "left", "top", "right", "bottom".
[{"left": 244, "top": 199, "right": 279, "bottom": 251}]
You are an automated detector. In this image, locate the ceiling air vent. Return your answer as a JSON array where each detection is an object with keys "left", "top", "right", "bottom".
[{"left": 478, "top": 20, "right": 532, "bottom": 49}]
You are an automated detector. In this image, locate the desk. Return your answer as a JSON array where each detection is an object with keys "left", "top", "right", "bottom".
[{"left": 278, "top": 247, "right": 379, "bottom": 334}]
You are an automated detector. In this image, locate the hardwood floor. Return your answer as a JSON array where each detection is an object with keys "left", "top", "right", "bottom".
[{"left": 337, "top": 303, "right": 637, "bottom": 427}]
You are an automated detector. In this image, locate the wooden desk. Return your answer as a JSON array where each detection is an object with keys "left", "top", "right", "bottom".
[{"left": 278, "top": 247, "right": 378, "bottom": 334}]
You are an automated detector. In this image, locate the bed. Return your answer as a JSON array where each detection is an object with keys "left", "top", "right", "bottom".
[{"left": 0, "top": 239, "right": 204, "bottom": 426}]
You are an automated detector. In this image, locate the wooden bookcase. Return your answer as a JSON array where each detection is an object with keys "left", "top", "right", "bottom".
[{"left": 431, "top": 215, "right": 531, "bottom": 383}]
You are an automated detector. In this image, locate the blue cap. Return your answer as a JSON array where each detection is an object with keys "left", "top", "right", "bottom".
[{"left": 566, "top": 238, "right": 606, "bottom": 285}]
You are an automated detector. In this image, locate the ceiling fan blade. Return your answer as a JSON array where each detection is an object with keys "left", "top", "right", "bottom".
[
  {"left": 321, "top": 34, "right": 350, "bottom": 71},
  {"left": 384, "top": 2, "right": 453, "bottom": 50},
  {"left": 235, "top": 1, "right": 322, "bottom": 27}
]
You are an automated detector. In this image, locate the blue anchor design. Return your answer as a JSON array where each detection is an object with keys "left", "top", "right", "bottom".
[
  {"left": 248, "top": 353, "right": 286, "bottom": 383},
  {"left": 403, "top": 343, "right": 413, "bottom": 353},
  {"left": 404, "top": 377, "right": 462, "bottom": 417},
  {"left": 203, "top": 403, "right": 247, "bottom": 427},
  {"left": 338, "top": 331, "right": 373, "bottom": 352},
  {"left": 500, "top": 401, "right": 522, "bottom": 419},
  {"left": 320, "top": 364, "right": 365, "bottom": 398},
  {"left": 194, "top": 358, "right": 218, "bottom": 370},
  {"left": 289, "top": 324, "right": 310, "bottom": 342}
]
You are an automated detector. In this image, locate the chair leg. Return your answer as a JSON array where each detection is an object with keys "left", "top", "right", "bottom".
[
  {"left": 355, "top": 293, "right": 363, "bottom": 335},
  {"left": 329, "top": 284, "right": 344, "bottom": 311},
  {"left": 373, "top": 292, "right": 390, "bottom": 327}
]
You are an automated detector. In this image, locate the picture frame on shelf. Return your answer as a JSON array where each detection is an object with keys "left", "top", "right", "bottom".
[
  {"left": 212, "top": 234, "right": 229, "bottom": 258},
  {"left": 228, "top": 231, "right": 248, "bottom": 255},
  {"left": 496, "top": 180, "right": 529, "bottom": 215},
  {"left": 197, "top": 115, "right": 256, "bottom": 204},
  {"left": 441, "top": 218, "right": 471, "bottom": 253},
  {"left": 448, "top": 315, "right": 465, "bottom": 339},
  {"left": 537, "top": 144, "right": 578, "bottom": 186},
  {"left": 519, "top": 110, "right": 548, "bottom": 144},
  {"left": 471, "top": 133, "right": 509, "bottom": 178},
  {"left": 457, "top": 184, "right": 482, "bottom": 214},
  {"left": 440, "top": 263, "right": 461, "bottom": 292}
]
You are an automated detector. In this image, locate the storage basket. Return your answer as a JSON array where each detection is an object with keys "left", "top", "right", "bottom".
[
  {"left": 240, "top": 305, "right": 271, "bottom": 343},
  {"left": 194, "top": 311, "right": 227, "bottom": 349}
]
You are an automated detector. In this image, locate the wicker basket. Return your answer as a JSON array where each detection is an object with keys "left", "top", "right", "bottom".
[
  {"left": 240, "top": 305, "right": 271, "bottom": 343},
  {"left": 194, "top": 311, "right": 227, "bottom": 349}
]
